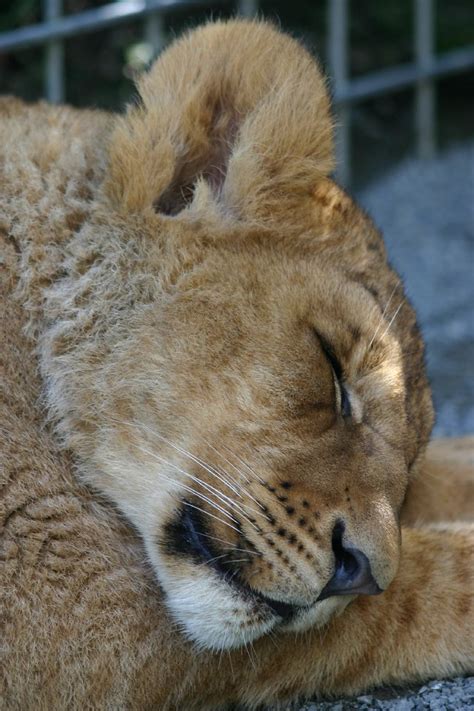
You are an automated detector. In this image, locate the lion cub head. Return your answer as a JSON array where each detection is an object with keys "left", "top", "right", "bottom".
[{"left": 42, "top": 20, "right": 433, "bottom": 650}]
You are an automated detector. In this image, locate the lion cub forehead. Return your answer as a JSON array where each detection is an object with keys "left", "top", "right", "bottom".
[{"left": 191, "top": 255, "right": 377, "bottom": 339}]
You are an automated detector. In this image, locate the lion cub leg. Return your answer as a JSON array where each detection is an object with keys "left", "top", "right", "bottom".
[
  {"left": 235, "top": 525, "right": 474, "bottom": 706},
  {"left": 326, "top": 525, "right": 474, "bottom": 695},
  {"left": 401, "top": 437, "right": 474, "bottom": 526}
]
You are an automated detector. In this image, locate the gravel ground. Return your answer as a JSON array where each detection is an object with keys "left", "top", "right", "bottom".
[
  {"left": 298, "top": 677, "right": 474, "bottom": 710},
  {"left": 291, "top": 144, "right": 474, "bottom": 710}
]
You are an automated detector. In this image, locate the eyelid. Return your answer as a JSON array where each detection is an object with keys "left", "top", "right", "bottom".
[
  {"left": 313, "top": 331, "right": 344, "bottom": 381},
  {"left": 314, "top": 330, "right": 352, "bottom": 419}
]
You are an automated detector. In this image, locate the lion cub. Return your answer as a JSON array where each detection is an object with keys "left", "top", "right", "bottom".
[{"left": 1, "top": 19, "right": 472, "bottom": 709}]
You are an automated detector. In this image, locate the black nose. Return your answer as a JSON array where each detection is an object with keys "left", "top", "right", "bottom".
[{"left": 318, "top": 521, "right": 382, "bottom": 601}]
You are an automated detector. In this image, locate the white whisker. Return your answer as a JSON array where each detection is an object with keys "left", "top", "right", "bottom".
[
  {"left": 266, "top": 627, "right": 281, "bottom": 650},
  {"left": 162, "top": 473, "right": 239, "bottom": 528},
  {"left": 152, "top": 430, "right": 246, "bottom": 498},
  {"left": 131, "top": 441, "right": 261, "bottom": 530},
  {"left": 219, "top": 442, "right": 257, "bottom": 476},
  {"left": 378, "top": 301, "right": 403, "bottom": 343},
  {"left": 183, "top": 500, "right": 243, "bottom": 535},
  {"left": 112, "top": 416, "right": 269, "bottom": 525},
  {"left": 165, "top": 488, "right": 242, "bottom": 536},
  {"left": 196, "top": 553, "right": 229, "bottom": 568},
  {"left": 137, "top": 448, "right": 241, "bottom": 524},
  {"left": 224, "top": 548, "right": 260, "bottom": 557},
  {"left": 201, "top": 439, "right": 271, "bottom": 512},
  {"left": 198, "top": 532, "right": 260, "bottom": 556},
  {"left": 220, "top": 442, "right": 268, "bottom": 487},
  {"left": 196, "top": 531, "right": 235, "bottom": 547},
  {"left": 112, "top": 417, "right": 245, "bottom": 499},
  {"left": 243, "top": 640, "right": 256, "bottom": 671},
  {"left": 200, "top": 436, "right": 251, "bottom": 484},
  {"left": 368, "top": 283, "right": 399, "bottom": 351}
]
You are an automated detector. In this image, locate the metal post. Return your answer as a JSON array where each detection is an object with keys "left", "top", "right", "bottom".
[
  {"left": 415, "top": 0, "right": 436, "bottom": 159},
  {"left": 44, "top": 0, "right": 64, "bottom": 103},
  {"left": 328, "top": 0, "right": 350, "bottom": 186},
  {"left": 237, "top": 0, "right": 258, "bottom": 17},
  {"left": 145, "top": 0, "right": 165, "bottom": 58}
]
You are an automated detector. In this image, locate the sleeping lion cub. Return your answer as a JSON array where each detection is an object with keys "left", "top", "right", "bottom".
[{"left": 1, "top": 19, "right": 473, "bottom": 709}]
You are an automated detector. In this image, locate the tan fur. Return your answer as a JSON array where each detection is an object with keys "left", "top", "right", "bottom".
[
  {"left": 1, "top": 20, "right": 472, "bottom": 709},
  {"left": 401, "top": 437, "right": 474, "bottom": 525}
]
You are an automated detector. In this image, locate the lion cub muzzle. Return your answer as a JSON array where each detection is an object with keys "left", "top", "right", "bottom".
[{"left": 158, "top": 472, "right": 393, "bottom": 650}]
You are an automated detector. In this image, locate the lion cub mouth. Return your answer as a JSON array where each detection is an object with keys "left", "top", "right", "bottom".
[
  {"left": 170, "top": 501, "right": 303, "bottom": 622},
  {"left": 156, "top": 468, "right": 387, "bottom": 650}
]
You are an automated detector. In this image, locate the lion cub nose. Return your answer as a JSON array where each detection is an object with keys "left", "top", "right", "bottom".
[{"left": 318, "top": 521, "right": 382, "bottom": 601}]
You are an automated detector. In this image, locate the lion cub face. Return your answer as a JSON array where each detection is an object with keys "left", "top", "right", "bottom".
[
  {"left": 42, "top": 21, "right": 433, "bottom": 651},
  {"left": 84, "top": 226, "right": 413, "bottom": 651}
]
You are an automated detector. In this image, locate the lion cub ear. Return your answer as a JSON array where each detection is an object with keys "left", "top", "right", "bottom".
[{"left": 104, "top": 20, "right": 334, "bottom": 227}]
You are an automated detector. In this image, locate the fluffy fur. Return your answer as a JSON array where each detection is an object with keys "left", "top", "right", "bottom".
[{"left": 0, "top": 19, "right": 473, "bottom": 709}]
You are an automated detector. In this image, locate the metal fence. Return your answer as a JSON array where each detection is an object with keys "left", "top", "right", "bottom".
[{"left": 1, "top": 0, "right": 473, "bottom": 184}]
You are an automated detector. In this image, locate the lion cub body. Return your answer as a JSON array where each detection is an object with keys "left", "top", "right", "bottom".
[{"left": 0, "top": 20, "right": 472, "bottom": 709}]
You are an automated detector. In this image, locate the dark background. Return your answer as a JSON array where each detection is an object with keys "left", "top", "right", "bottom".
[{"left": 1, "top": 1, "right": 473, "bottom": 189}]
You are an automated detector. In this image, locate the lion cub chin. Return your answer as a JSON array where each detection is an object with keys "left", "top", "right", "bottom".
[{"left": 34, "top": 20, "right": 433, "bottom": 651}]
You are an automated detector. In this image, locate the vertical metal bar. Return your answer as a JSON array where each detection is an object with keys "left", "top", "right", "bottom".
[
  {"left": 145, "top": 0, "right": 165, "bottom": 58},
  {"left": 415, "top": 0, "right": 436, "bottom": 159},
  {"left": 237, "top": 0, "right": 258, "bottom": 17},
  {"left": 328, "top": 0, "right": 350, "bottom": 186},
  {"left": 44, "top": 0, "right": 64, "bottom": 103}
]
